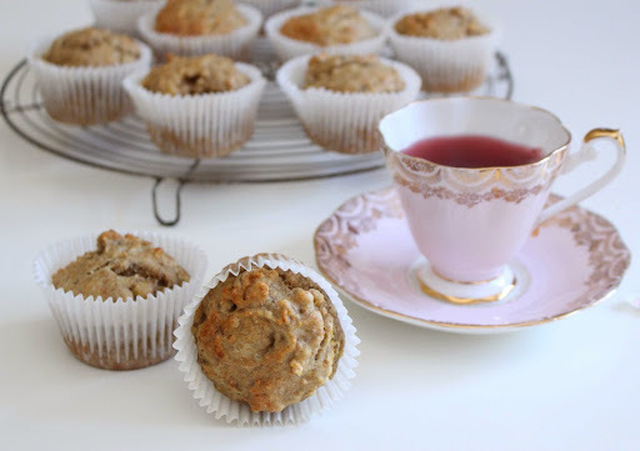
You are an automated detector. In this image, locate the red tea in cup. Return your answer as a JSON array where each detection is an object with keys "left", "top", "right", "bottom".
[{"left": 402, "top": 135, "right": 544, "bottom": 168}]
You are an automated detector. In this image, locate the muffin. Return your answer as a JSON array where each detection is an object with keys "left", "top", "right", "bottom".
[
  {"left": 389, "top": 6, "right": 498, "bottom": 93},
  {"left": 277, "top": 53, "right": 421, "bottom": 154},
  {"left": 192, "top": 266, "right": 344, "bottom": 413},
  {"left": 154, "top": 0, "right": 248, "bottom": 35},
  {"left": 124, "top": 53, "right": 266, "bottom": 158},
  {"left": 279, "top": 5, "right": 376, "bottom": 45},
  {"left": 89, "top": 0, "right": 166, "bottom": 36},
  {"left": 137, "top": 0, "right": 263, "bottom": 60},
  {"left": 394, "top": 7, "right": 490, "bottom": 38},
  {"left": 29, "top": 27, "right": 152, "bottom": 125},
  {"left": 303, "top": 53, "right": 406, "bottom": 93},
  {"left": 265, "top": 5, "right": 387, "bottom": 61},
  {"left": 141, "top": 53, "right": 250, "bottom": 94},
  {"left": 42, "top": 27, "right": 142, "bottom": 66},
  {"left": 34, "top": 230, "right": 207, "bottom": 370},
  {"left": 174, "top": 253, "right": 360, "bottom": 425},
  {"left": 326, "top": 0, "right": 414, "bottom": 17}
]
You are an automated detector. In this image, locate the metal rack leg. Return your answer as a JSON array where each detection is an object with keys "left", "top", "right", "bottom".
[{"left": 150, "top": 159, "right": 200, "bottom": 226}]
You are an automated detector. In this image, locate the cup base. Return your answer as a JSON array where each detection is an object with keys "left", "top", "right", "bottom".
[{"left": 412, "top": 259, "right": 528, "bottom": 305}]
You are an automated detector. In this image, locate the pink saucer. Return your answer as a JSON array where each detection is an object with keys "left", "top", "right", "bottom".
[{"left": 314, "top": 187, "right": 631, "bottom": 333}]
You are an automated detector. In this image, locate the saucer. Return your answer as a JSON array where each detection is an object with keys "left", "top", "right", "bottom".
[{"left": 314, "top": 187, "right": 631, "bottom": 333}]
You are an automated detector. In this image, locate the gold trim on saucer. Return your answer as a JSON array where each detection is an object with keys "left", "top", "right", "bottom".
[
  {"left": 417, "top": 276, "right": 517, "bottom": 305},
  {"left": 431, "top": 268, "right": 502, "bottom": 286}
]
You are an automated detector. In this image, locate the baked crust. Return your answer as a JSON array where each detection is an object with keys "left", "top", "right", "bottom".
[
  {"left": 52, "top": 230, "right": 190, "bottom": 300},
  {"left": 280, "top": 5, "right": 376, "bottom": 46},
  {"left": 155, "top": 0, "right": 248, "bottom": 36},
  {"left": 43, "top": 27, "right": 141, "bottom": 67},
  {"left": 141, "top": 53, "right": 250, "bottom": 95},
  {"left": 191, "top": 267, "right": 345, "bottom": 413},
  {"left": 395, "top": 6, "right": 490, "bottom": 40},
  {"left": 304, "top": 53, "right": 405, "bottom": 93}
]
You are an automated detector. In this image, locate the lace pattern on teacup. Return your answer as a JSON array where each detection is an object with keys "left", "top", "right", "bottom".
[{"left": 387, "top": 150, "right": 566, "bottom": 206}]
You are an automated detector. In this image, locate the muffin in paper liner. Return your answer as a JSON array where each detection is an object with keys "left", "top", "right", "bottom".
[
  {"left": 325, "top": 0, "right": 415, "bottom": 17},
  {"left": 276, "top": 54, "right": 421, "bottom": 154},
  {"left": 264, "top": 6, "right": 388, "bottom": 62},
  {"left": 241, "top": 0, "right": 302, "bottom": 19},
  {"left": 89, "top": 0, "right": 165, "bottom": 37},
  {"left": 33, "top": 232, "right": 208, "bottom": 370},
  {"left": 137, "top": 4, "right": 263, "bottom": 61},
  {"left": 123, "top": 63, "right": 266, "bottom": 158},
  {"left": 28, "top": 37, "right": 152, "bottom": 126},
  {"left": 173, "top": 253, "right": 360, "bottom": 426},
  {"left": 388, "top": 6, "right": 500, "bottom": 93}
]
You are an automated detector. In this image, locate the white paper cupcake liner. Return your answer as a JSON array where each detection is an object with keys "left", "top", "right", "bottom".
[
  {"left": 388, "top": 6, "right": 499, "bottom": 93},
  {"left": 89, "top": 0, "right": 165, "bottom": 37},
  {"left": 264, "top": 6, "right": 388, "bottom": 62},
  {"left": 28, "top": 37, "right": 152, "bottom": 126},
  {"left": 123, "top": 63, "right": 266, "bottom": 158},
  {"left": 33, "top": 232, "right": 208, "bottom": 370},
  {"left": 241, "top": 0, "right": 302, "bottom": 19},
  {"left": 325, "top": 0, "right": 415, "bottom": 17},
  {"left": 137, "top": 4, "right": 263, "bottom": 61},
  {"left": 276, "top": 53, "right": 421, "bottom": 154},
  {"left": 173, "top": 253, "right": 360, "bottom": 426}
]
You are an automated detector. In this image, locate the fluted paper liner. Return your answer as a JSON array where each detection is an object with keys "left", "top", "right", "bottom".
[
  {"left": 326, "top": 0, "right": 415, "bottom": 17},
  {"left": 123, "top": 63, "right": 266, "bottom": 158},
  {"left": 89, "top": 0, "right": 165, "bottom": 37},
  {"left": 137, "top": 4, "right": 263, "bottom": 60},
  {"left": 28, "top": 37, "right": 152, "bottom": 125},
  {"left": 241, "top": 0, "right": 302, "bottom": 18},
  {"left": 173, "top": 253, "right": 360, "bottom": 426},
  {"left": 33, "top": 232, "right": 208, "bottom": 370},
  {"left": 276, "top": 54, "right": 421, "bottom": 154},
  {"left": 264, "top": 6, "right": 388, "bottom": 62},
  {"left": 388, "top": 6, "right": 499, "bottom": 93}
]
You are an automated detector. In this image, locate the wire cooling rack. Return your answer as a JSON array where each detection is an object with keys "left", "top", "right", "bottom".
[{"left": 0, "top": 41, "right": 513, "bottom": 225}]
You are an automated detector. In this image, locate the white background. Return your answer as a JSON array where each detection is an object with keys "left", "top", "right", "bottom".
[{"left": 0, "top": 1, "right": 639, "bottom": 450}]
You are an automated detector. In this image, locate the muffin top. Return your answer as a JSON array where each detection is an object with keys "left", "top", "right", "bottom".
[
  {"left": 280, "top": 5, "right": 377, "bottom": 46},
  {"left": 141, "top": 53, "right": 250, "bottom": 95},
  {"left": 191, "top": 266, "right": 345, "bottom": 413},
  {"left": 42, "top": 27, "right": 141, "bottom": 67},
  {"left": 395, "top": 6, "right": 490, "bottom": 39},
  {"left": 303, "top": 53, "right": 405, "bottom": 93},
  {"left": 52, "top": 230, "right": 190, "bottom": 300},
  {"left": 155, "top": 0, "right": 248, "bottom": 36}
]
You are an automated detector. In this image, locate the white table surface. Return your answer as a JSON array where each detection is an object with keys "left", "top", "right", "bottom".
[{"left": 1, "top": 1, "right": 639, "bottom": 450}]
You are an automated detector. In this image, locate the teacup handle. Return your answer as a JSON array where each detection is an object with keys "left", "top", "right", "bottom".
[{"left": 536, "top": 128, "right": 626, "bottom": 226}]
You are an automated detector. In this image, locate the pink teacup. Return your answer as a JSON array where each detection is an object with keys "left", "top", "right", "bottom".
[{"left": 379, "top": 97, "right": 626, "bottom": 304}]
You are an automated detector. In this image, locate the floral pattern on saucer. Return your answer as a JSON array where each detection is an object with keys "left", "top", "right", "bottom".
[{"left": 314, "top": 187, "right": 631, "bottom": 333}]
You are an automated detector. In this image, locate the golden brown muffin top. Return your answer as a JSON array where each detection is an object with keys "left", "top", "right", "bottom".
[
  {"left": 155, "top": 0, "right": 248, "bottom": 36},
  {"left": 52, "top": 230, "right": 190, "bottom": 301},
  {"left": 42, "top": 27, "right": 141, "bottom": 67},
  {"left": 141, "top": 53, "right": 250, "bottom": 95},
  {"left": 280, "top": 5, "right": 377, "bottom": 46},
  {"left": 191, "top": 266, "right": 345, "bottom": 413},
  {"left": 395, "top": 6, "right": 490, "bottom": 39},
  {"left": 303, "top": 53, "right": 405, "bottom": 93}
]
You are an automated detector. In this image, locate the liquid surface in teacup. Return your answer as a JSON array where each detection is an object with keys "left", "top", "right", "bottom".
[{"left": 402, "top": 135, "right": 544, "bottom": 168}]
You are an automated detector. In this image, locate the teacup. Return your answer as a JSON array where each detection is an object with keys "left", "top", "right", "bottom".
[{"left": 379, "top": 97, "right": 626, "bottom": 304}]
